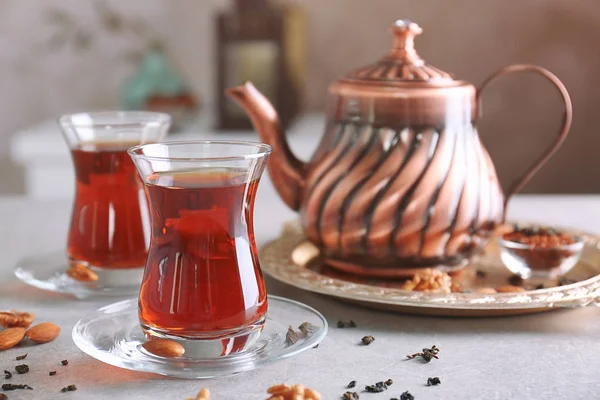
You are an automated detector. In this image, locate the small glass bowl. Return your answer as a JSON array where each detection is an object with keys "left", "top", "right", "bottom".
[{"left": 498, "top": 233, "right": 584, "bottom": 280}]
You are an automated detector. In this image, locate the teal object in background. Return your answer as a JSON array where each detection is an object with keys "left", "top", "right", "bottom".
[{"left": 121, "top": 44, "right": 189, "bottom": 110}]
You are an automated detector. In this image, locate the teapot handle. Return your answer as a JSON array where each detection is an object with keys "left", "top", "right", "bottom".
[{"left": 477, "top": 64, "right": 573, "bottom": 218}]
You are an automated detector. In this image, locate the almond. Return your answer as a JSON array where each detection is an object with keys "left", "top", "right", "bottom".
[
  {"left": 450, "top": 282, "right": 462, "bottom": 293},
  {"left": 476, "top": 287, "right": 498, "bottom": 294},
  {"left": 25, "top": 322, "right": 61, "bottom": 344},
  {"left": 497, "top": 285, "right": 526, "bottom": 293},
  {"left": 0, "top": 327, "right": 26, "bottom": 350},
  {"left": 195, "top": 388, "right": 210, "bottom": 400},
  {"left": 66, "top": 265, "right": 99, "bottom": 282},
  {"left": 142, "top": 339, "right": 185, "bottom": 358},
  {"left": 291, "top": 241, "right": 321, "bottom": 267}
]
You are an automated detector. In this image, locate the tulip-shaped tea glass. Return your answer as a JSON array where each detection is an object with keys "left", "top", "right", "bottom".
[
  {"left": 15, "top": 112, "right": 170, "bottom": 297},
  {"left": 129, "top": 141, "right": 271, "bottom": 356}
]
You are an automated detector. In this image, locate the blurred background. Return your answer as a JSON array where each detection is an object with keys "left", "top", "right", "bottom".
[{"left": 0, "top": 0, "right": 596, "bottom": 196}]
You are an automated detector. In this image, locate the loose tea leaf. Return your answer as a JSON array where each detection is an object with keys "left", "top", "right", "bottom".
[
  {"left": 298, "top": 322, "right": 313, "bottom": 336},
  {"left": 558, "top": 277, "right": 577, "bottom": 286},
  {"left": 347, "top": 380, "right": 356, "bottom": 388},
  {"left": 49, "top": 371, "right": 57, "bottom": 376},
  {"left": 15, "top": 365, "right": 29, "bottom": 374},
  {"left": 3, "top": 370, "right": 11, "bottom": 379},
  {"left": 337, "top": 320, "right": 357, "bottom": 328},
  {"left": 285, "top": 326, "right": 299, "bottom": 345},
  {"left": 427, "top": 377, "right": 441, "bottom": 386},
  {"left": 343, "top": 392, "right": 359, "bottom": 399},
  {"left": 407, "top": 345, "right": 440, "bottom": 362},
  {"left": 385, "top": 378, "right": 393, "bottom": 386},
  {"left": 508, "top": 274, "right": 524, "bottom": 286},
  {"left": 15, "top": 354, "right": 27, "bottom": 361},
  {"left": 2, "top": 383, "right": 33, "bottom": 390},
  {"left": 61, "top": 360, "right": 69, "bottom": 366},
  {"left": 364, "top": 381, "right": 387, "bottom": 393},
  {"left": 400, "top": 391, "right": 415, "bottom": 400},
  {"left": 361, "top": 336, "right": 375, "bottom": 345},
  {"left": 60, "top": 384, "right": 77, "bottom": 393}
]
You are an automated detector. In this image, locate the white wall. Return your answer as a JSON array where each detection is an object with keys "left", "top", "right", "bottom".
[
  {"left": 0, "top": 0, "right": 598, "bottom": 193},
  {"left": 0, "top": 0, "right": 224, "bottom": 155}
]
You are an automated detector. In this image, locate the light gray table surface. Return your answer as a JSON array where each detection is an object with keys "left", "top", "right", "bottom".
[{"left": 2, "top": 189, "right": 600, "bottom": 399}]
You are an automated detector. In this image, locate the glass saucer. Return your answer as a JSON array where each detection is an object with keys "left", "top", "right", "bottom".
[
  {"left": 14, "top": 251, "right": 143, "bottom": 299},
  {"left": 72, "top": 295, "right": 328, "bottom": 379}
]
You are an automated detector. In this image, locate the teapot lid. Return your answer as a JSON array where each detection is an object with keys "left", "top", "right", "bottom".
[
  {"left": 329, "top": 20, "right": 475, "bottom": 127},
  {"left": 344, "top": 20, "right": 459, "bottom": 86}
]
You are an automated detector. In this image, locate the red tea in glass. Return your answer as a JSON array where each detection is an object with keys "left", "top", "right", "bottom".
[
  {"left": 129, "top": 141, "right": 271, "bottom": 354},
  {"left": 60, "top": 112, "right": 170, "bottom": 272},
  {"left": 67, "top": 142, "right": 149, "bottom": 268}
]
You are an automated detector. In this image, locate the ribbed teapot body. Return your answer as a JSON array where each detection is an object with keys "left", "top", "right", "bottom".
[{"left": 299, "top": 119, "right": 504, "bottom": 276}]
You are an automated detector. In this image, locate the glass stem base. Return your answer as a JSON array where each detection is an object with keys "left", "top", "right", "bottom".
[
  {"left": 68, "top": 258, "right": 145, "bottom": 288},
  {"left": 141, "top": 317, "right": 266, "bottom": 358}
]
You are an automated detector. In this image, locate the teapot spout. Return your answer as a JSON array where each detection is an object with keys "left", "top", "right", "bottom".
[{"left": 226, "top": 82, "right": 306, "bottom": 211}]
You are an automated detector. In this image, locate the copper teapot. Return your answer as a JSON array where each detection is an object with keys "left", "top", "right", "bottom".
[{"left": 227, "top": 20, "right": 572, "bottom": 277}]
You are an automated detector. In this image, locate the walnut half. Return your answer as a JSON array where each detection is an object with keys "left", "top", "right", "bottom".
[
  {"left": 266, "top": 384, "right": 321, "bottom": 400},
  {"left": 0, "top": 311, "right": 35, "bottom": 329},
  {"left": 400, "top": 269, "right": 453, "bottom": 293}
]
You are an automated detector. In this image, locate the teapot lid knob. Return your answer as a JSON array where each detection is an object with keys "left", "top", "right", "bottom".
[
  {"left": 387, "top": 20, "right": 423, "bottom": 64},
  {"left": 342, "top": 18, "right": 455, "bottom": 84}
]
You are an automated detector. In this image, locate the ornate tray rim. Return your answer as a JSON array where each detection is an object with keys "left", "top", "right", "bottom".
[{"left": 260, "top": 221, "right": 600, "bottom": 314}]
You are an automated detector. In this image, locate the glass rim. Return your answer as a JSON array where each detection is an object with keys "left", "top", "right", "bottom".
[
  {"left": 58, "top": 111, "right": 172, "bottom": 129},
  {"left": 128, "top": 140, "right": 273, "bottom": 162}
]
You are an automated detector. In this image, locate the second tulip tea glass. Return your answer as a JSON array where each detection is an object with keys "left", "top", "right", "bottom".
[
  {"left": 129, "top": 141, "right": 271, "bottom": 355},
  {"left": 13, "top": 111, "right": 170, "bottom": 298},
  {"left": 60, "top": 112, "right": 170, "bottom": 289}
]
